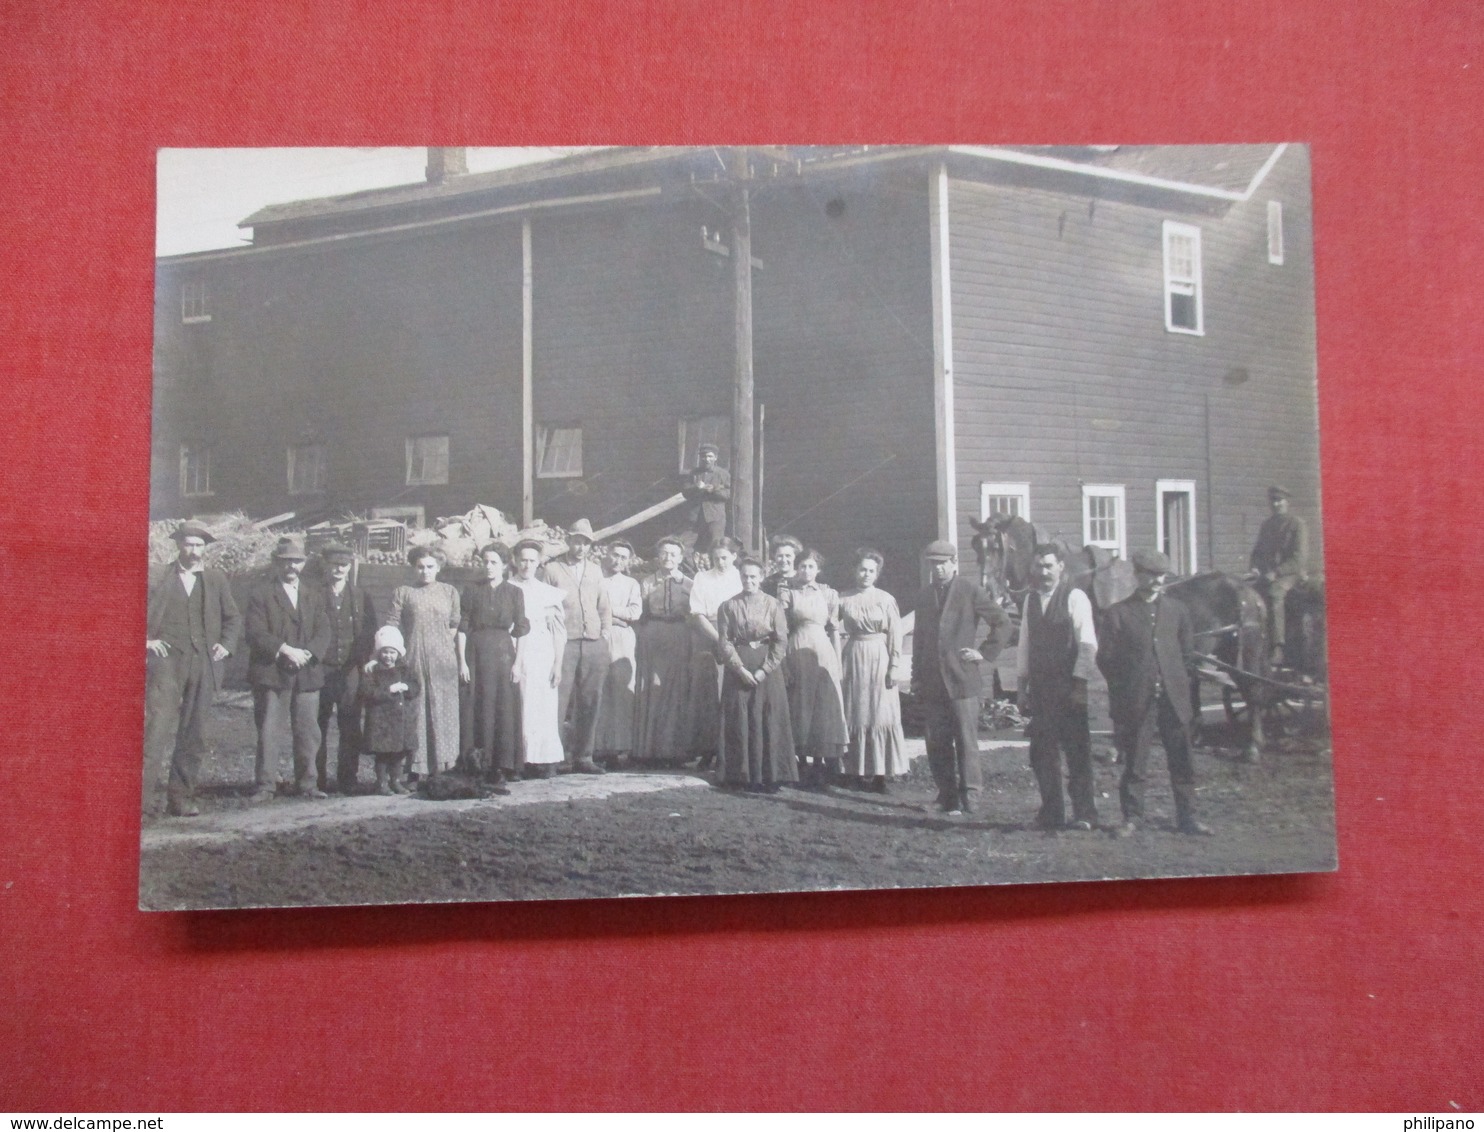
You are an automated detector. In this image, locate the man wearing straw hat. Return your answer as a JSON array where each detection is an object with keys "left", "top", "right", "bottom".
[
  {"left": 144, "top": 522, "right": 242, "bottom": 818},
  {"left": 244, "top": 535, "right": 333, "bottom": 801}
]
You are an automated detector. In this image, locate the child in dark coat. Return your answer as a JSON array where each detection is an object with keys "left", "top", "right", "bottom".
[{"left": 360, "top": 626, "right": 422, "bottom": 795}]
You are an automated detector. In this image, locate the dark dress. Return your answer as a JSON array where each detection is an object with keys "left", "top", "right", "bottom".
[
  {"left": 458, "top": 581, "right": 530, "bottom": 773},
  {"left": 715, "top": 591, "right": 798, "bottom": 787},
  {"left": 359, "top": 663, "right": 422, "bottom": 760}
]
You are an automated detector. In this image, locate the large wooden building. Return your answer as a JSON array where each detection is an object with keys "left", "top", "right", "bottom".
[{"left": 152, "top": 144, "right": 1320, "bottom": 597}]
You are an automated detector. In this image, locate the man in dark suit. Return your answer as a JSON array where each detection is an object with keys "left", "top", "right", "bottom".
[
  {"left": 315, "top": 541, "right": 378, "bottom": 794},
  {"left": 1250, "top": 484, "right": 1309, "bottom": 665},
  {"left": 244, "top": 536, "right": 333, "bottom": 801},
  {"left": 681, "top": 443, "right": 731, "bottom": 561},
  {"left": 1098, "top": 549, "right": 1213, "bottom": 837},
  {"left": 910, "top": 539, "right": 1012, "bottom": 815},
  {"left": 144, "top": 522, "right": 242, "bottom": 818}
]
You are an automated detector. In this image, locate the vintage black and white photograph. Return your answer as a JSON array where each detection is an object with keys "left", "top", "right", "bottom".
[{"left": 142, "top": 144, "right": 1334, "bottom": 911}]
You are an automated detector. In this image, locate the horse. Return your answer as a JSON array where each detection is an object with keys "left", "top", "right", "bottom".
[{"left": 968, "top": 513, "right": 1137, "bottom": 618}]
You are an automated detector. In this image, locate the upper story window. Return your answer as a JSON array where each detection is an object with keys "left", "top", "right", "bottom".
[
  {"left": 1267, "top": 201, "right": 1285, "bottom": 265},
  {"left": 1082, "top": 484, "right": 1126, "bottom": 558},
  {"left": 180, "top": 441, "right": 213, "bottom": 498},
  {"left": 405, "top": 434, "right": 449, "bottom": 486},
  {"left": 287, "top": 443, "right": 327, "bottom": 495},
  {"left": 536, "top": 423, "right": 583, "bottom": 478},
  {"left": 1162, "top": 221, "right": 1203, "bottom": 335},
  {"left": 181, "top": 279, "right": 211, "bottom": 324},
  {"left": 679, "top": 414, "right": 730, "bottom": 472},
  {"left": 980, "top": 482, "right": 1031, "bottom": 521}
]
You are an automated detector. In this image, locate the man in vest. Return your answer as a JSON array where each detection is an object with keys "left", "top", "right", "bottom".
[
  {"left": 540, "top": 518, "right": 612, "bottom": 774},
  {"left": 910, "top": 539, "right": 1012, "bottom": 816},
  {"left": 1098, "top": 548, "right": 1213, "bottom": 837},
  {"left": 144, "top": 522, "right": 243, "bottom": 818},
  {"left": 244, "top": 535, "right": 333, "bottom": 801},
  {"left": 1016, "top": 543, "right": 1100, "bottom": 832},
  {"left": 1249, "top": 484, "right": 1309, "bottom": 666},
  {"left": 315, "top": 541, "right": 378, "bottom": 794}
]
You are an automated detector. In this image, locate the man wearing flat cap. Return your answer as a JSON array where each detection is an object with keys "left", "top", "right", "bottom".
[
  {"left": 244, "top": 535, "right": 333, "bottom": 801},
  {"left": 540, "top": 518, "right": 611, "bottom": 774},
  {"left": 681, "top": 442, "right": 731, "bottom": 563},
  {"left": 1098, "top": 549, "right": 1211, "bottom": 837},
  {"left": 315, "top": 541, "right": 378, "bottom": 793},
  {"left": 1249, "top": 485, "right": 1308, "bottom": 666},
  {"left": 910, "top": 539, "right": 1012, "bottom": 815},
  {"left": 144, "top": 522, "right": 242, "bottom": 818}
]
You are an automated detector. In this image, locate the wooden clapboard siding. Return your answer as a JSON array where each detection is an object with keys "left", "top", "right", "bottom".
[
  {"left": 529, "top": 200, "right": 734, "bottom": 538},
  {"left": 948, "top": 145, "right": 1320, "bottom": 574},
  {"left": 751, "top": 178, "right": 938, "bottom": 599},
  {"left": 153, "top": 223, "right": 526, "bottom": 521}
]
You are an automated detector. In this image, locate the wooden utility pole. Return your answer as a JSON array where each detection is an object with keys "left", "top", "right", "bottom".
[{"left": 731, "top": 148, "right": 756, "bottom": 551}]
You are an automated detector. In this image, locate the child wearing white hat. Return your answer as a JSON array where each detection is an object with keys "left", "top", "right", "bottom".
[{"left": 358, "top": 626, "right": 421, "bottom": 794}]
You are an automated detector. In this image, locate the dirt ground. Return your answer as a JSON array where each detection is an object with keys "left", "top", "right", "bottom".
[{"left": 139, "top": 688, "right": 1337, "bottom": 910}]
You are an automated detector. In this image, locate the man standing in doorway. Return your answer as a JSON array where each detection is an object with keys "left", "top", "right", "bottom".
[
  {"left": 1098, "top": 549, "right": 1212, "bottom": 837},
  {"left": 143, "top": 522, "right": 242, "bottom": 818},
  {"left": 540, "top": 518, "right": 611, "bottom": 774},
  {"left": 1250, "top": 484, "right": 1308, "bottom": 666},
  {"left": 681, "top": 442, "right": 731, "bottom": 564},
  {"left": 1016, "top": 543, "right": 1100, "bottom": 832},
  {"left": 315, "top": 541, "right": 377, "bottom": 794},
  {"left": 910, "top": 540, "right": 1011, "bottom": 816}
]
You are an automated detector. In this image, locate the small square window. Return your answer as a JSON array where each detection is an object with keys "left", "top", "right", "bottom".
[
  {"left": 536, "top": 424, "right": 583, "bottom": 478},
  {"left": 1082, "top": 484, "right": 1126, "bottom": 558},
  {"left": 288, "top": 443, "right": 327, "bottom": 495},
  {"left": 1267, "top": 200, "right": 1285, "bottom": 265},
  {"left": 405, "top": 435, "right": 449, "bottom": 486},
  {"left": 180, "top": 441, "right": 213, "bottom": 498},
  {"left": 679, "top": 415, "right": 730, "bottom": 472},
  {"left": 181, "top": 279, "right": 211, "bottom": 324},
  {"left": 1162, "top": 221, "right": 1203, "bottom": 335},
  {"left": 979, "top": 482, "right": 1031, "bottom": 521}
]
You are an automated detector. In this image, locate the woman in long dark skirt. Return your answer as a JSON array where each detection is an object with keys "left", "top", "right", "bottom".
[
  {"left": 714, "top": 557, "right": 798, "bottom": 792},
  {"left": 457, "top": 542, "right": 530, "bottom": 785}
]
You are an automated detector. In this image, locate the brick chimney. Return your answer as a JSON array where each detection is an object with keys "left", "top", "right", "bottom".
[{"left": 425, "top": 147, "right": 468, "bottom": 183}]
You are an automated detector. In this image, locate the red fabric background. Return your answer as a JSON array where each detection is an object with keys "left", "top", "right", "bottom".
[{"left": 2, "top": 0, "right": 1480, "bottom": 1112}]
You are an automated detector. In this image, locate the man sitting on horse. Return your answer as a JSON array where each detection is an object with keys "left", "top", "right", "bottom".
[{"left": 1250, "top": 485, "right": 1308, "bottom": 666}]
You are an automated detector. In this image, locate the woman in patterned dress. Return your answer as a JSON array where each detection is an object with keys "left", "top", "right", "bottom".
[
  {"left": 456, "top": 542, "right": 529, "bottom": 785},
  {"left": 838, "top": 548, "right": 909, "bottom": 791},
  {"left": 780, "top": 549, "right": 848, "bottom": 786},
  {"left": 507, "top": 539, "right": 568, "bottom": 776},
  {"left": 633, "top": 536, "right": 695, "bottom": 765},
  {"left": 714, "top": 557, "right": 797, "bottom": 791},
  {"left": 386, "top": 545, "right": 461, "bottom": 778}
]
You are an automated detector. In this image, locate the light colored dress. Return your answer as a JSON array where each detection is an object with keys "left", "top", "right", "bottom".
[
  {"left": 687, "top": 565, "right": 741, "bottom": 758},
  {"left": 838, "top": 585, "right": 909, "bottom": 776},
  {"left": 634, "top": 571, "right": 695, "bottom": 762},
  {"left": 387, "top": 581, "right": 461, "bottom": 775},
  {"left": 780, "top": 581, "right": 849, "bottom": 760},
  {"left": 509, "top": 575, "right": 568, "bottom": 765},
  {"left": 593, "top": 571, "right": 642, "bottom": 755}
]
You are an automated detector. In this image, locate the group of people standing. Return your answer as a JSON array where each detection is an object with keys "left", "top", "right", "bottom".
[{"left": 145, "top": 469, "right": 1277, "bottom": 839}]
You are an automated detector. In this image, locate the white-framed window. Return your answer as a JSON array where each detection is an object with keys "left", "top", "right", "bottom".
[
  {"left": 1082, "top": 484, "right": 1126, "bottom": 558},
  {"left": 679, "top": 414, "right": 731, "bottom": 472},
  {"left": 1162, "top": 220, "right": 1203, "bottom": 335},
  {"left": 1267, "top": 200, "right": 1285, "bottom": 265},
  {"left": 405, "top": 434, "right": 450, "bottom": 486},
  {"left": 979, "top": 482, "right": 1031, "bottom": 521},
  {"left": 535, "top": 423, "right": 583, "bottom": 478},
  {"left": 1156, "top": 479, "right": 1198, "bottom": 576},
  {"left": 180, "top": 441, "right": 213, "bottom": 498},
  {"left": 181, "top": 279, "right": 211, "bottom": 324},
  {"left": 287, "top": 443, "right": 328, "bottom": 495}
]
